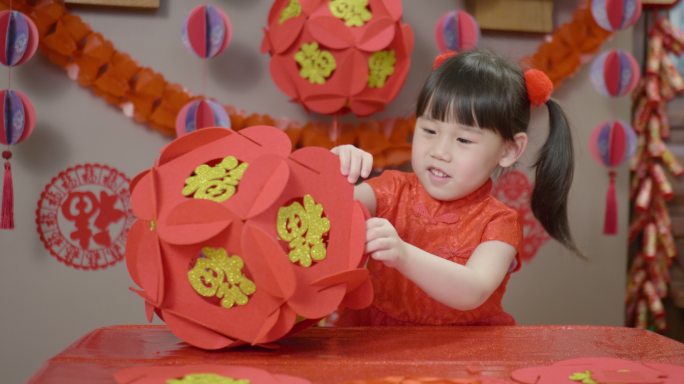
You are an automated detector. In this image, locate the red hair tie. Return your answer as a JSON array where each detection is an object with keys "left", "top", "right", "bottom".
[
  {"left": 432, "top": 51, "right": 457, "bottom": 70},
  {"left": 524, "top": 69, "right": 553, "bottom": 107}
]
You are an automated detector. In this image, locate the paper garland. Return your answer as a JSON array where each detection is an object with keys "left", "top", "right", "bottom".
[{"left": 0, "top": 0, "right": 613, "bottom": 169}]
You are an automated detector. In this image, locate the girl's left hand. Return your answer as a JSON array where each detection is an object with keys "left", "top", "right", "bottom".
[{"left": 365, "top": 217, "right": 407, "bottom": 268}]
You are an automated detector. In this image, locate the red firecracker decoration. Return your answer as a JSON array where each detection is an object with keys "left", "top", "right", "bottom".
[{"left": 627, "top": 17, "right": 684, "bottom": 332}]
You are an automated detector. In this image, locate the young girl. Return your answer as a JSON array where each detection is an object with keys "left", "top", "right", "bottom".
[{"left": 331, "top": 49, "right": 579, "bottom": 326}]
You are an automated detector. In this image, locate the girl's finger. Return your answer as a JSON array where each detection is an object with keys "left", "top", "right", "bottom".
[
  {"left": 338, "top": 148, "right": 350, "bottom": 176},
  {"left": 348, "top": 152, "right": 361, "bottom": 183},
  {"left": 361, "top": 152, "right": 373, "bottom": 178},
  {"left": 365, "top": 237, "right": 388, "bottom": 254}
]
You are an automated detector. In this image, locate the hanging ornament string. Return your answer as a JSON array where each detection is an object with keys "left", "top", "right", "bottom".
[
  {"left": 0, "top": 0, "right": 38, "bottom": 230},
  {"left": 0, "top": 0, "right": 613, "bottom": 169}
]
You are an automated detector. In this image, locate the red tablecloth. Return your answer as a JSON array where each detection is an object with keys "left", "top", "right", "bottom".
[{"left": 28, "top": 325, "right": 684, "bottom": 383}]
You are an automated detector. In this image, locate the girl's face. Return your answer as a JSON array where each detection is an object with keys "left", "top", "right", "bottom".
[{"left": 412, "top": 117, "right": 515, "bottom": 201}]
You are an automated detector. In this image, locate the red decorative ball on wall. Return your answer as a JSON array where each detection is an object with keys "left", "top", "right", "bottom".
[{"left": 261, "top": 0, "right": 414, "bottom": 117}]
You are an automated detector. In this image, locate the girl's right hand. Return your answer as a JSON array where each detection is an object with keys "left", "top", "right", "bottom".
[{"left": 331, "top": 144, "right": 373, "bottom": 184}]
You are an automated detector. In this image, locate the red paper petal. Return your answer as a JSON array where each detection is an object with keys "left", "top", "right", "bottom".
[
  {"left": 308, "top": 16, "right": 354, "bottom": 49},
  {"left": 130, "top": 168, "right": 159, "bottom": 220},
  {"left": 238, "top": 125, "right": 293, "bottom": 162},
  {"left": 357, "top": 16, "right": 396, "bottom": 52},
  {"left": 266, "top": 17, "right": 306, "bottom": 54},
  {"left": 157, "top": 199, "right": 234, "bottom": 245},
  {"left": 241, "top": 223, "right": 297, "bottom": 301},
  {"left": 254, "top": 305, "right": 297, "bottom": 344},
  {"left": 158, "top": 127, "right": 233, "bottom": 166},
  {"left": 162, "top": 310, "right": 239, "bottom": 350},
  {"left": 376, "top": 0, "right": 403, "bottom": 21},
  {"left": 301, "top": 94, "right": 348, "bottom": 115},
  {"left": 339, "top": 278, "right": 374, "bottom": 310},
  {"left": 128, "top": 223, "right": 164, "bottom": 306},
  {"left": 227, "top": 154, "right": 290, "bottom": 219},
  {"left": 311, "top": 268, "right": 369, "bottom": 292}
]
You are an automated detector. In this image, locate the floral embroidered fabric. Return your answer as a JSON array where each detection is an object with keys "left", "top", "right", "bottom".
[{"left": 338, "top": 171, "right": 522, "bottom": 326}]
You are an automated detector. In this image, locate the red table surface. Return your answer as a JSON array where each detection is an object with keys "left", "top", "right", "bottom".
[{"left": 28, "top": 325, "right": 684, "bottom": 383}]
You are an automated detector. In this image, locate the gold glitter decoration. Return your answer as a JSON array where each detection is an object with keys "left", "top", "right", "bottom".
[
  {"left": 294, "top": 42, "right": 336, "bottom": 85},
  {"left": 279, "top": 0, "right": 301, "bottom": 24},
  {"left": 569, "top": 370, "right": 597, "bottom": 384},
  {"left": 187, "top": 247, "right": 256, "bottom": 309},
  {"left": 276, "top": 194, "right": 330, "bottom": 267},
  {"left": 149, "top": 220, "right": 157, "bottom": 231},
  {"left": 182, "top": 156, "right": 249, "bottom": 203},
  {"left": 167, "top": 373, "right": 250, "bottom": 384},
  {"left": 368, "top": 50, "right": 396, "bottom": 88},
  {"left": 329, "top": 0, "right": 372, "bottom": 27}
]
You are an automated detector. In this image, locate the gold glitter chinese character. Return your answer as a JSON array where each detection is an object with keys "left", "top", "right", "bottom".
[
  {"left": 279, "top": 0, "right": 301, "bottom": 24},
  {"left": 294, "top": 43, "right": 336, "bottom": 84},
  {"left": 569, "top": 370, "right": 597, "bottom": 384},
  {"left": 277, "top": 195, "right": 330, "bottom": 267},
  {"left": 329, "top": 0, "right": 372, "bottom": 27},
  {"left": 187, "top": 247, "right": 256, "bottom": 309},
  {"left": 368, "top": 50, "right": 396, "bottom": 88},
  {"left": 182, "top": 156, "right": 249, "bottom": 203},
  {"left": 166, "top": 373, "right": 250, "bottom": 384}
]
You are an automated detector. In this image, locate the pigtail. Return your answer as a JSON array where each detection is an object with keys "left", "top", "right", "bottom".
[{"left": 531, "top": 99, "right": 583, "bottom": 257}]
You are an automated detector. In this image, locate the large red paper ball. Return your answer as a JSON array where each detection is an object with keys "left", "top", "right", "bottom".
[
  {"left": 126, "top": 126, "right": 372, "bottom": 349},
  {"left": 182, "top": 4, "right": 232, "bottom": 59},
  {"left": 591, "top": 0, "right": 641, "bottom": 31},
  {"left": 434, "top": 10, "right": 480, "bottom": 53},
  {"left": 590, "top": 49, "right": 640, "bottom": 97},
  {"left": 0, "top": 89, "right": 36, "bottom": 146},
  {"left": 589, "top": 119, "right": 637, "bottom": 168},
  {"left": 261, "top": 0, "right": 414, "bottom": 117},
  {"left": 0, "top": 10, "right": 39, "bottom": 66},
  {"left": 175, "top": 98, "right": 231, "bottom": 137}
]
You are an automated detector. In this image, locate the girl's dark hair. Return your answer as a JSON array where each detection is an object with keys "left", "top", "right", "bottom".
[{"left": 416, "top": 49, "right": 580, "bottom": 256}]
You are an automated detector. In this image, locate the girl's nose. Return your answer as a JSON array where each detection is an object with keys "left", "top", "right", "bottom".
[{"left": 429, "top": 138, "right": 451, "bottom": 161}]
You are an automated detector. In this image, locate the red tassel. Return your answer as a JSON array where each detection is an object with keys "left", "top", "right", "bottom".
[
  {"left": 1, "top": 150, "right": 14, "bottom": 230},
  {"left": 604, "top": 170, "right": 617, "bottom": 235}
]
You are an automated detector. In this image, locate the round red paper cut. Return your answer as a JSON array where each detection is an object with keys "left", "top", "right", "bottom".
[{"left": 36, "top": 163, "right": 134, "bottom": 270}]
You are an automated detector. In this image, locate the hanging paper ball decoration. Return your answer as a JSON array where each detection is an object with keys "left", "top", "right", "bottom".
[
  {"left": 590, "top": 0, "right": 642, "bottom": 31},
  {"left": 175, "top": 98, "right": 231, "bottom": 137},
  {"left": 0, "top": 10, "right": 39, "bottom": 67},
  {"left": 434, "top": 10, "right": 480, "bottom": 53},
  {"left": 589, "top": 119, "right": 637, "bottom": 168},
  {"left": 261, "top": 0, "right": 414, "bottom": 117},
  {"left": 589, "top": 119, "right": 637, "bottom": 235},
  {"left": 0, "top": 89, "right": 36, "bottom": 146},
  {"left": 182, "top": 4, "right": 232, "bottom": 59},
  {"left": 590, "top": 49, "right": 640, "bottom": 97}
]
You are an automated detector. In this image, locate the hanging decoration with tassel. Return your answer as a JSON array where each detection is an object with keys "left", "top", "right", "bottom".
[
  {"left": 0, "top": 8, "right": 39, "bottom": 230},
  {"left": 588, "top": 119, "right": 637, "bottom": 235}
]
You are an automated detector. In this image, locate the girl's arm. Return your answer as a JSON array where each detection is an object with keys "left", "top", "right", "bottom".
[{"left": 366, "top": 218, "right": 515, "bottom": 310}]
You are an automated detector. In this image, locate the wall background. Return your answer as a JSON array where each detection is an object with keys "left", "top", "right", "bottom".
[{"left": 0, "top": 1, "right": 633, "bottom": 382}]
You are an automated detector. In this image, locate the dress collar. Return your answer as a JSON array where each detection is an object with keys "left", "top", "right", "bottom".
[{"left": 412, "top": 175, "right": 493, "bottom": 224}]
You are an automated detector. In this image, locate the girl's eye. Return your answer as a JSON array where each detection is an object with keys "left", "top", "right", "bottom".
[
  {"left": 422, "top": 128, "right": 436, "bottom": 135},
  {"left": 457, "top": 138, "right": 473, "bottom": 144}
]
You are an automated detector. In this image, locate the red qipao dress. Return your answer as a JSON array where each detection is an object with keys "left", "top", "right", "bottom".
[{"left": 337, "top": 170, "right": 523, "bottom": 326}]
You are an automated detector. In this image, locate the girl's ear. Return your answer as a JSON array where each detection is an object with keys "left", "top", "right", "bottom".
[{"left": 499, "top": 132, "right": 528, "bottom": 168}]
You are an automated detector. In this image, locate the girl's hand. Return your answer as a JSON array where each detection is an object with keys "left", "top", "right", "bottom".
[
  {"left": 331, "top": 145, "right": 373, "bottom": 183},
  {"left": 365, "top": 218, "right": 407, "bottom": 268}
]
